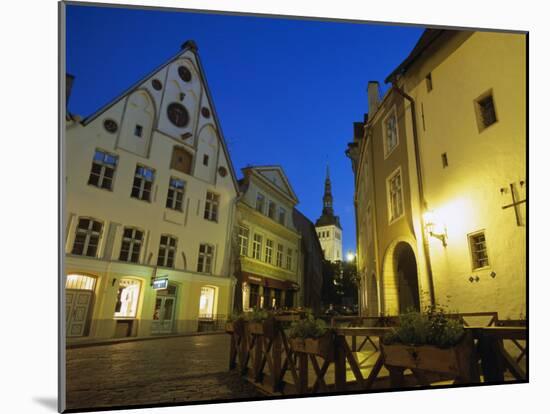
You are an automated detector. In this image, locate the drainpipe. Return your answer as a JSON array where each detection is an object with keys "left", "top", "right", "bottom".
[{"left": 393, "top": 85, "right": 436, "bottom": 307}]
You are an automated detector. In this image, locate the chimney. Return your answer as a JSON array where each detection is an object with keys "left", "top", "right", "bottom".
[{"left": 367, "top": 81, "right": 380, "bottom": 116}]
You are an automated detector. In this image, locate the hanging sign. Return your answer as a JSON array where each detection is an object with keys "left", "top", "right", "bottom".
[{"left": 152, "top": 277, "right": 169, "bottom": 290}]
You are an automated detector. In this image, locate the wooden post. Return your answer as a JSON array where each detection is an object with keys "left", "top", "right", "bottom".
[
  {"left": 254, "top": 334, "right": 263, "bottom": 382},
  {"left": 387, "top": 366, "right": 405, "bottom": 388},
  {"left": 229, "top": 333, "right": 237, "bottom": 370},
  {"left": 334, "top": 335, "right": 347, "bottom": 392},
  {"left": 272, "top": 329, "right": 282, "bottom": 392},
  {"left": 477, "top": 331, "right": 504, "bottom": 382},
  {"left": 298, "top": 352, "right": 309, "bottom": 394}
]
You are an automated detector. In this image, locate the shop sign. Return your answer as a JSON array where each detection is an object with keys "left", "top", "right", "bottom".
[{"left": 152, "top": 277, "right": 169, "bottom": 290}]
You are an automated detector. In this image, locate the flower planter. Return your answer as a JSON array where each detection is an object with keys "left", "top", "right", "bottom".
[
  {"left": 248, "top": 318, "right": 276, "bottom": 338},
  {"left": 289, "top": 332, "right": 334, "bottom": 360},
  {"left": 380, "top": 332, "right": 475, "bottom": 379}
]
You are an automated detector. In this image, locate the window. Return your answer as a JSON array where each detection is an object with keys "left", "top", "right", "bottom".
[
  {"left": 238, "top": 226, "right": 249, "bottom": 256},
  {"left": 88, "top": 149, "right": 118, "bottom": 190},
  {"left": 167, "top": 102, "right": 190, "bottom": 128},
  {"left": 441, "top": 153, "right": 449, "bottom": 168},
  {"left": 286, "top": 248, "right": 293, "bottom": 270},
  {"left": 197, "top": 244, "right": 214, "bottom": 273},
  {"left": 134, "top": 124, "right": 143, "bottom": 137},
  {"left": 199, "top": 286, "right": 216, "bottom": 319},
  {"left": 383, "top": 107, "right": 399, "bottom": 157},
  {"left": 387, "top": 168, "right": 404, "bottom": 222},
  {"left": 204, "top": 191, "right": 219, "bottom": 222},
  {"left": 469, "top": 231, "right": 490, "bottom": 269},
  {"left": 170, "top": 146, "right": 193, "bottom": 175},
  {"left": 265, "top": 239, "right": 273, "bottom": 264},
  {"left": 426, "top": 73, "right": 433, "bottom": 92},
  {"left": 166, "top": 177, "right": 185, "bottom": 211},
  {"left": 203, "top": 154, "right": 209, "bottom": 166},
  {"left": 119, "top": 227, "right": 143, "bottom": 263},
  {"left": 268, "top": 201, "right": 276, "bottom": 219},
  {"left": 157, "top": 235, "right": 177, "bottom": 268},
  {"left": 178, "top": 66, "right": 192, "bottom": 82},
  {"left": 114, "top": 279, "right": 141, "bottom": 318},
  {"left": 335, "top": 231, "right": 341, "bottom": 240},
  {"left": 252, "top": 234, "right": 263, "bottom": 260},
  {"left": 249, "top": 283, "right": 260, "bottom": 309},
  {"left": 131, "top": 165, "right": 155, "bottom": 202},
  {"left": 256, "top": 192, "right": 265, "bottom": 213},
  {"left": 475, "top": 92, "right": 497, "bottom": 131},
  {"left": 72, "top": 218, "right": 102, "bottom": 257},
  {"left": 278, "top": 207, "right": 286, "bottom": 226},
  {"left": 276, "top": 244, "right": 283, "bottom": 267}
]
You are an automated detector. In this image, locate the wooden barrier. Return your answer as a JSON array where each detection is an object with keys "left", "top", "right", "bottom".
[{"left": 226, "top": 313, "right": 527, "bottom": 396}]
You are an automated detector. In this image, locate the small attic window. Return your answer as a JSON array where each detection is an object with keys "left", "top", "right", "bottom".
[
  {"left": 178, "top": 66, "right": 192, "bottom": 82},
  {"left": 152, "top": 79, "right": 163, "bottom": 91},
  {"left": 203, "top": 154, "right": 209, "bottom": 166},
  {"left": 475, "top": 91, "right": 497, "bottom": 131},
  {"left": 103, "top": 119, "right": 118, "bottom": 133},
  {"left": 134, "top": 125, "right": 143, "bottom": 137},
  {"left": 426, "top": 73, "right": 433, "bottom": 92},
  {"left": 218, "top": 166, "right": 227, "bottom": 177},
  {"left": 201, "top": 107, "right": 211, "bottom": 118}
]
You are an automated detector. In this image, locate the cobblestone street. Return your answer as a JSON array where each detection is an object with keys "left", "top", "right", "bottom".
[{"left": 65, "top": 334, "right": 263, "bottom": 410}]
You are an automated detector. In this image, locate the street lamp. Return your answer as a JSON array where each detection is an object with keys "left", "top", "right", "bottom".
[
  {"left": 423, "top": 210, "right": 447, "bottom": 247},
  {"left": 346, "top": 251, "right": 356, "bottom": 262}
]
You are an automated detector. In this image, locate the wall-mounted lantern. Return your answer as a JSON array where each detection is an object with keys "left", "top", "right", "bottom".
[{"left": 423, "top": 210, "right": 447, "bottom": 247}]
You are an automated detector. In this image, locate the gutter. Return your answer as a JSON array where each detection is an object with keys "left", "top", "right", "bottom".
[{"left": 393, "top": 86, "right": 436, "bottom": 307}]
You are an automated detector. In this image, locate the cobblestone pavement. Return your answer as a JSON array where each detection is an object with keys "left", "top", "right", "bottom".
[{"left": 65, "top": 334, "right": 263, "bottom": 410}]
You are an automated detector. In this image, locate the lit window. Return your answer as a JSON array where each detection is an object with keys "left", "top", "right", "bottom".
[
  {"left": 199, "top": 286, "right": 216, "bottom": 319},
  {"left": 131, "top": 165, "right": 155, "bottom": 202},
  {"left": 197, "top": 244, "right": 214, "bottom": 273},
  {"left": 475, "top": 91, "right": 497, "bottom": 131},
  {"left": 276, "top": 244, "right": 283, "bottom": 267},
  {"left": 286, "top": 248, "right": 293, "bottom": 270},
  {"left": 66, "top": 274, "right": 96, "bottom": 290},
  {"left": 88, "top": 149, "right": 118, "bottom": 190},
  {"left": 268, "top": 201, "right": 276, "bottom": 219},
  {"left": 265, "top": 239, "right": 273, "bottom": 264},
  {"left": 256, "top": 192, "right": 265, "bottom": 213},
  {"left": 72, "top": 218, "right": 102, "bottom": 257},
  {"left": 204, "top": 191, "right": 219, "bottom": 222},
  {"left": 469, "top": 231, "right": 490, "bottom": 269},
  {"left": 119, "top": 227, "right": 143, "bottom": 263},
  {"left": 238, "top": 226, "right": 249, "bottom": 256},
  {"left": 157, "top": 235, "right": 177, "bottom": 268},
  {"left": 252, "top": 234, "right": 263, "bottom": 260},
  {"left": 114, "top": 279, "right": 141, "bottom": 318},
  {"left": 384, "top": 108, "right": 399, "bottom": 157},
  {"left": 278, "top": 207, "right": 286, "bottom": 226},
  {"left": 387, "top": 168, "right": 404, "bottom": 222},
  {"left": 166, "top": 177, "right": 185, "bottom": 211}
]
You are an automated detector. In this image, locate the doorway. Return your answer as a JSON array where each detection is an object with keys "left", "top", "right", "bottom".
[
  {"left": 65, "top": 274, "right": 96, "bottom": 337},
  {"left": 152, "top": 284, "right": 177, "bottom": 334},
  {"left": 394, "top": 242, "right": 420, "bottom": 312}
]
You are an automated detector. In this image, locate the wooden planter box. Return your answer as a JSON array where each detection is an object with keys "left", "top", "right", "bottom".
[
  {"left": 248, "top": 318, "right": 276, "bottom": 338},
  {"left": 225, "top": 319, "right": 245, "bottom": 336},
  {"left": 289, "top": 332, "right": 334, "bottom": 360},
  {"left": 380, "top": 332, "right": 475, "bottom": 379}
]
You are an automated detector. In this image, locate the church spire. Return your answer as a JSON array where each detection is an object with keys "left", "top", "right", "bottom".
[{"left": 322, "top": 165, "right": 334, "bottom": 216}]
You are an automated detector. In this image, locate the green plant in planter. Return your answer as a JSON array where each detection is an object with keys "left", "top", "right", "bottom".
[
  {"left": 288, "top": 314, "right": 328, "bottom": 339},
  {"left": 227, "top": 311, "right": 245, "bottom": 322},
  {"left": 382, "top": 306, "right": 465, "bottom": 348},
  {"left": 245, "top": 308, "right": 271, "bottom": 322}
]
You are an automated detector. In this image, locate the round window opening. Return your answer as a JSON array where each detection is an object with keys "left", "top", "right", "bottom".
[
  {"left": 201, "top": 107, "right": 211, "bottom": 118},
  {"left": 167, "top": 103, "right": 190, "bottom": 128},
  {"left": 178, "top": 66, "right": 192, "bottom": 82},
  {"left": 103, "top": 119, "right": 118, "bottom": 133},
  {"left": 218, "top": 166, "right": 228, "bottom": 177},
  {"left": 152, "top": 79, "right": 163, "bottom": 90}
]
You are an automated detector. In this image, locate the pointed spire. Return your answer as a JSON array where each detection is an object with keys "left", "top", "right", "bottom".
[{"left": 323, "top": 165, "right": 333, "bottom": 216}]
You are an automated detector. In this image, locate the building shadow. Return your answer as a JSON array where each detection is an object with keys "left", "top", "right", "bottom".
[{"left": 33, "top": 397, "right": 57, "bottom": 412}]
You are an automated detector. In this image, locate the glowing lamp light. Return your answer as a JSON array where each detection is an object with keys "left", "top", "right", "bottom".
[
  {"left": 346, "top": 252, "right": 356, "bottom": 262},
  {"left": 423, "top": 210, "right": 447, "bottom": 247}
]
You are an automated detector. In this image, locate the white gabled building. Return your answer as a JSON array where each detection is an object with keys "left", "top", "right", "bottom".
[{"left": 64, "top": 41, "right": 240, "bottom": 342}]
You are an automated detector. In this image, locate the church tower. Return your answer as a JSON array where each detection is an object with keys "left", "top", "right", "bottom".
[{"left": 315, "top": 166, "right": 343, "bottom": 262}]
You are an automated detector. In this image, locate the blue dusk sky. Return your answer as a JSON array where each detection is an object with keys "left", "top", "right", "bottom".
[{"left": 66, "top": 4, "right": 424, "bottom": 254}]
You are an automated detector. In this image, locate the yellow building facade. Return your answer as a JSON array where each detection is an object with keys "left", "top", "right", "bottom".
[
  {"left": 64, "top": 42, "right": 239, "bottom": 342},
  {"left": 348, "top": 30, "right": 526, "bottom": 319}
]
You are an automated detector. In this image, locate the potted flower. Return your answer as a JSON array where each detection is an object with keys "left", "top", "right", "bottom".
[
  {"left": 225, "top": 312, "right": 245, "bottom": 337},
  {"left": 288, "top": 314, "right": 333, "bottom": 360},
  {"left": 246, "top": 308, "right": 276, "bottom": 338},
  {"left": 380, "top": 306, "right": 476, "bottom": 381}
]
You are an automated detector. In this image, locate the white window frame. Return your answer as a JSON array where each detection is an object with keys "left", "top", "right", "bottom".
[
  {"left": 386, "top": 166, "right": 404, "bottom": 224},
  {"left": 166, "top": 177, "right": 185, "bottom": 212},
  {"left": 286, "top": 248, "right": 293, "bottom": 270},
  {"left": 197, "top": 243, "right": 214, "bottom": 274},
  {"left": 131, "top": 164, "right": 155, "bottom": 202},
  {"left": 119, "top": 227, "right": 144, "bottom": 263},
  {"left": 256, "top": 192, "right": 265, "bottom": 214},
  {"left": 268, "top": 200, "right": 276, "bottom": 219},
  {"left": 238, "top": 226, "right": 249, "bottom": 256},
  {"left": 276, "top": 243, "right": 284, "bottom": 267},
  {"left": 278, "top": 207, "right": 286, "bottom": 226},
  {"left": 265, "top": 239, "right": 273, "bottom": 264},
  {"left": 252, "top": 233, "right": 263, "bottom": 260},
  {"left": 383, "top": 106, "right": 399, "bottom": 159},
  {"left": 157, "top": 234, "right": 177, "bottom": 268},
  {"left": 72, "top": 217, "right": 103, "bottom": 257},
  {"left": 88, "top": 149, "right": 118, "bottom": 191},
  {"left": 204, "top": 191, "right": 220, "bottom": 222}
]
